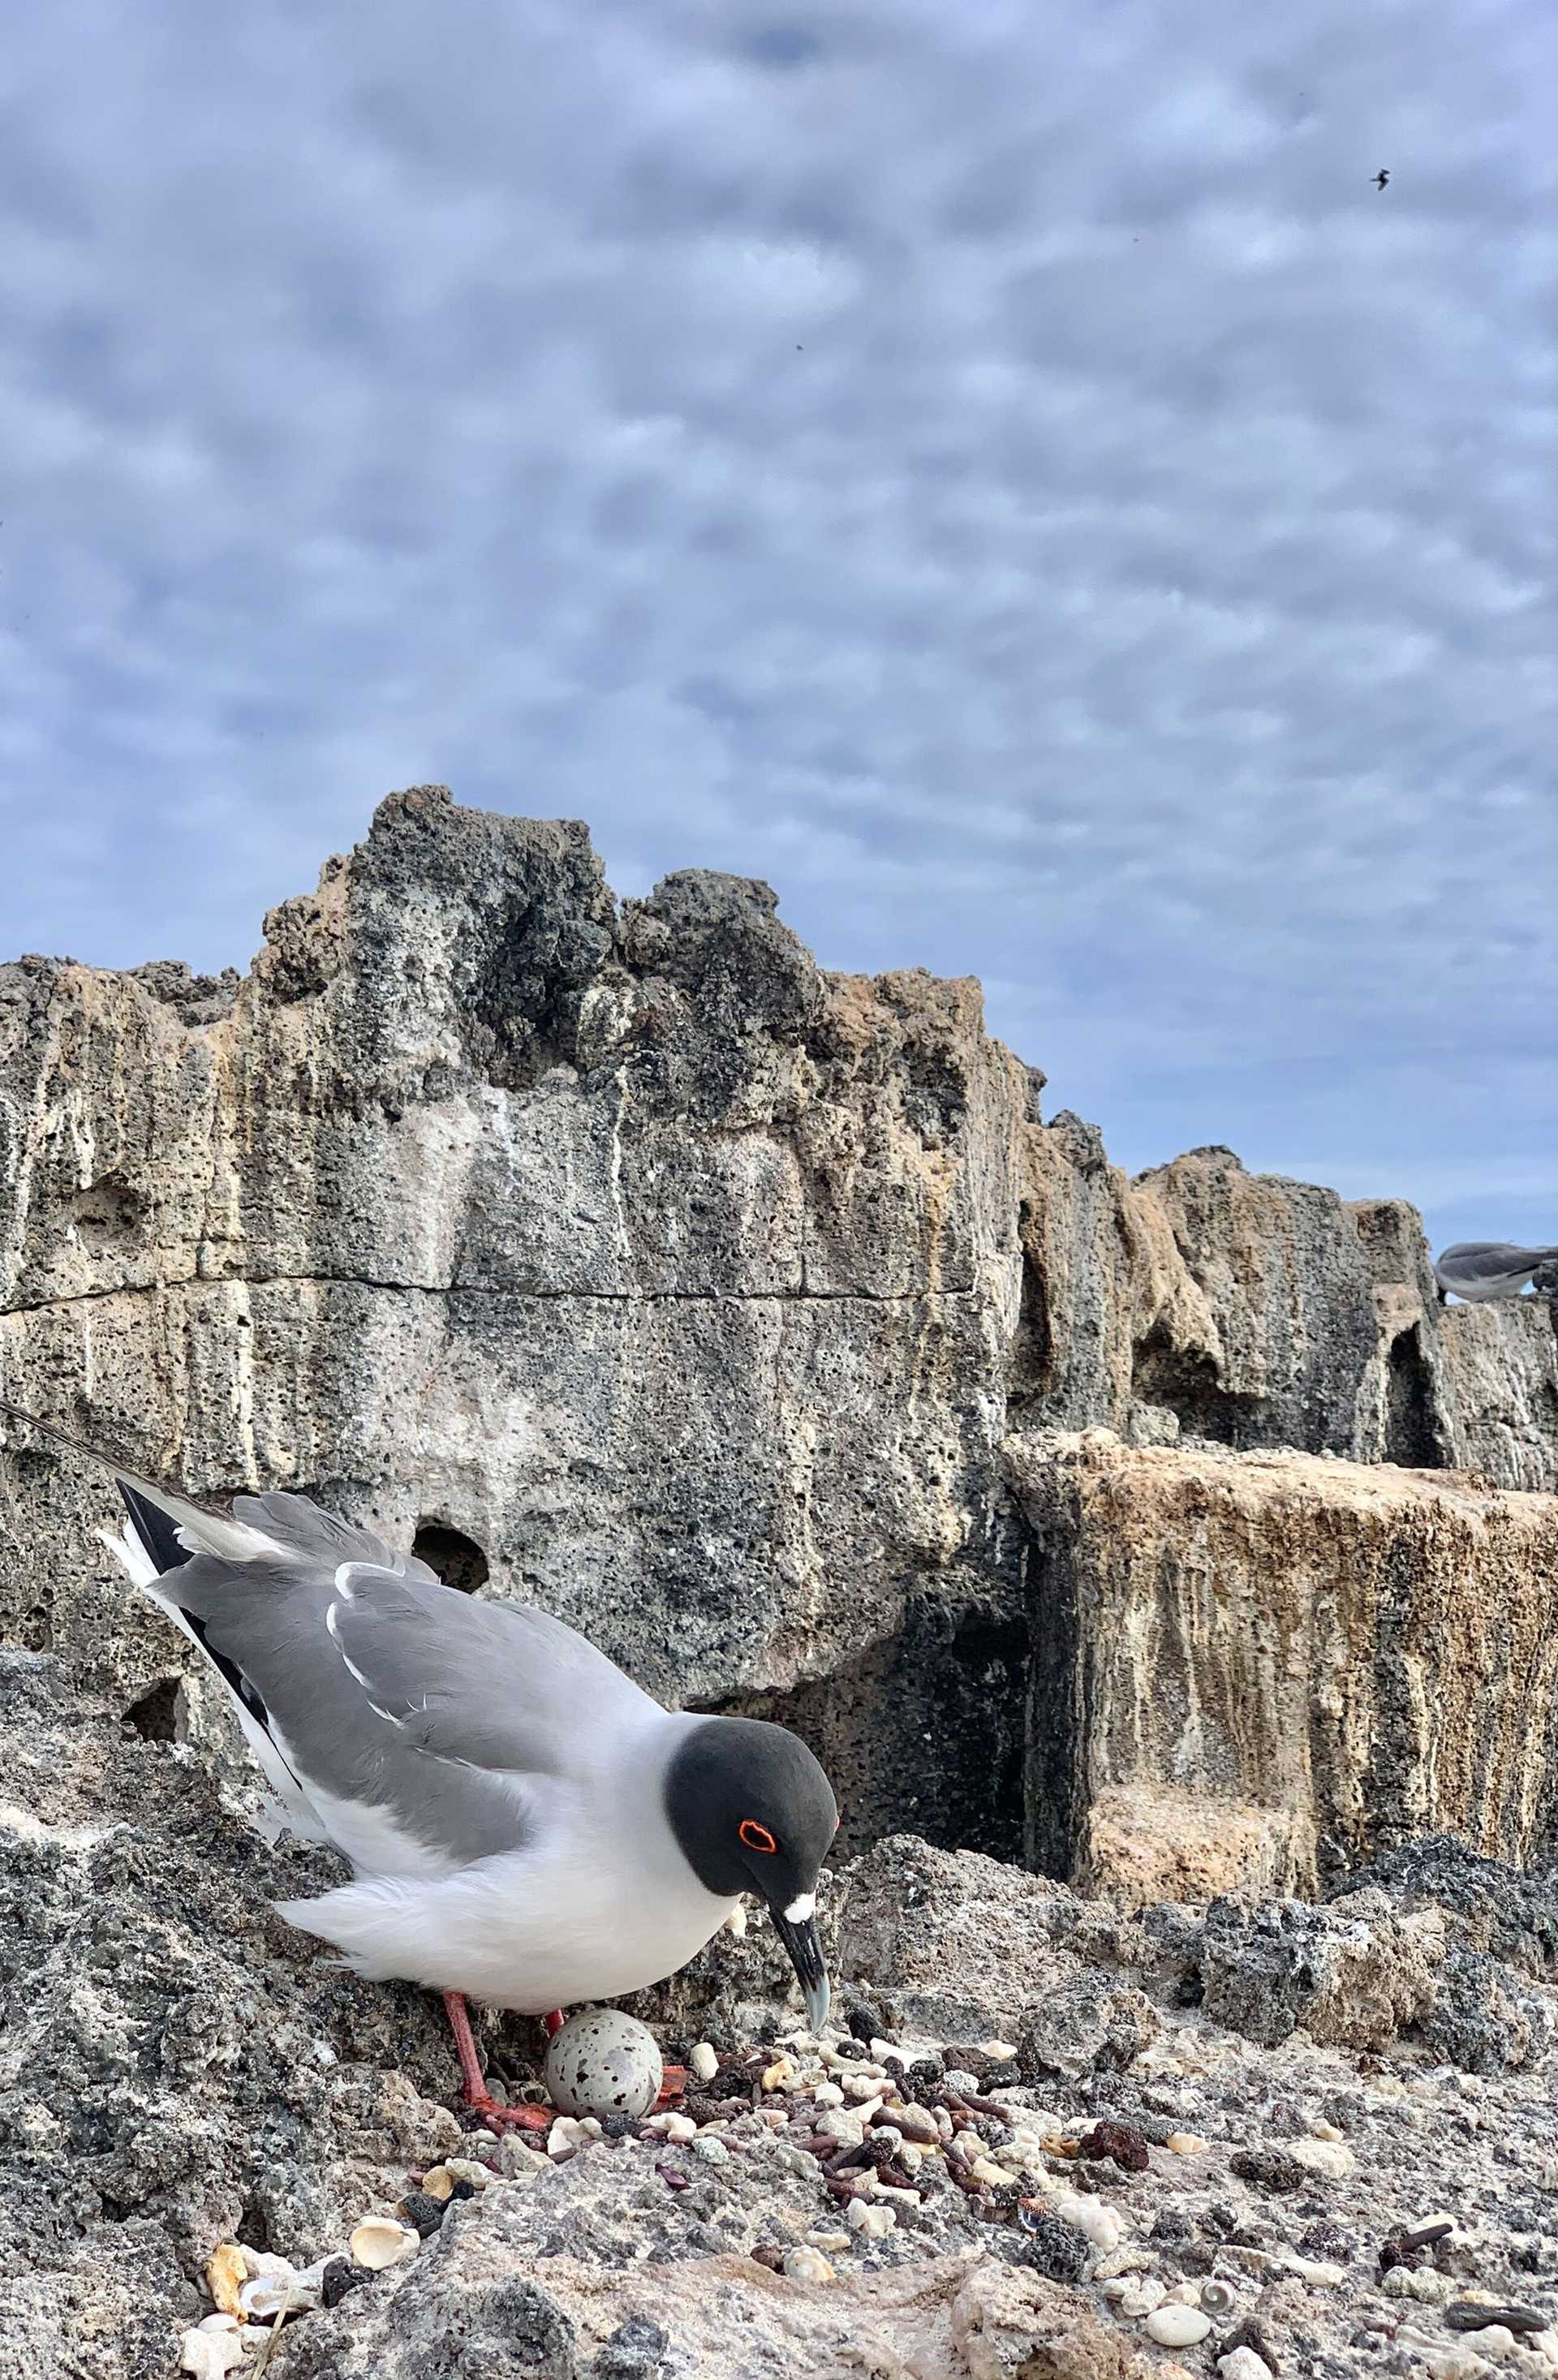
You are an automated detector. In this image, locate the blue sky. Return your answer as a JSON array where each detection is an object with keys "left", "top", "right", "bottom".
[{"left": 2, "top": 2, "right": 1554, "bottom": 1253}]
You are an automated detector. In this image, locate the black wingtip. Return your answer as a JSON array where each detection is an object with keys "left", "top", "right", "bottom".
[{"left": 118, "top": 1479, "right": 192, "bottom": 1576}]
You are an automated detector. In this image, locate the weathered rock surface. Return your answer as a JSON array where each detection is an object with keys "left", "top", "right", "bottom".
[
  {"left": 1009, "top": 1431, "right": 1558, "bottom": 1896},
  {"left": 3, "top": 788, "right": 1558, "bottom": 1883},
  {"left": 6, "top": 1689, "right": 1558, "bottom": 2380}
]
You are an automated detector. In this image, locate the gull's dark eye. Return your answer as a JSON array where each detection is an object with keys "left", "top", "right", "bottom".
[{"left": 739, "top": 1818, "right": 777, "bottom": 1853}]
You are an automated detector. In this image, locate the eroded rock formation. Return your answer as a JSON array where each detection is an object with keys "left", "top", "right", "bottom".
[{"left": 2, "top": 787, "right": 1556, "bottom": 1886}]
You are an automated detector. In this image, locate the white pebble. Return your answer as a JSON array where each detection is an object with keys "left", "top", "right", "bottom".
[
  {"left": 893, "top": 2103, "right": 941, "bottom": 2145},
  {"left": 1309, "top": 2115, "right": 1345, "bottom": 2141},
  {"left": 1459, "top": 2330, "right": 1518, "bottom": 2364},
  {"left": 846, "top": 2198, "right": 897, "bottom": 2238},
  {"left": 1166, "top": 2131, "right": 1208, "bottom": 2154},
  {"left": 179, "top": 2322, "right": 246, "bottom": 2380},
  {"left": 1053, "top": 2193, "right": 1122, "bottom": 2253},
  {"left": 1093, "top": 2249, "right": 1156, "bottom": 2280},
  {"left": 816, "top": 2108, "right": 866, "bottom": 2150},
  {"left": 807, "top": 2229, "right": 851, "bottom": 2253},
  {"left": 1117, "top": 2281, "right": 1168, "bottom": 2318},
  {"left": 689, "top": 2042, "right": 720, "bottom": 2085},
  {"left": 1147, "top": 2307, "right": 1212, "bottom": 2348},
  {"left": 1281, "top": 2254, "right": 1346, "bottom": 2288},
  {"left": 691, "top": 2136, "right": 729, "bottom": 2165},
  {"left": 1287, "top": 2137, "right": 1355, "bottom": 2180},
  {"left": 782, "top": 2244, "right": 836, "bottom": 2284},
  {"left": 814, "top": 2081, "right": 845, "bottom": 2107},
  {"left": 641, "top": 2111, "right": 695, "bottom": 2142},
  {"left": 1384, "top": 2266, "right": 1452, "bottom": 2305},
  {"left": 1220, "top": 2349, "right": 1275, "bottom": 2380},
  {"left": 547, "top": 2115, "right": 600, "bottom": 2160},
  {"left": 763, "top": 2055, "right": 801, "bottom": 2093}
]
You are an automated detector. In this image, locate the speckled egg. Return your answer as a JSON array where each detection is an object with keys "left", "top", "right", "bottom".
[{"left": 544, "top": 2008, "right": 664, "bottom": 2120}]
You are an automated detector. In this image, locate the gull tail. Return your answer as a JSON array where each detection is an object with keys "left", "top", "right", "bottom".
[
  {"left": 0, "top": 1398, "right": 329, "bottom": 1841},
  {"left": 0, "top": 1398, "right": 286, "bottom": 1564}
]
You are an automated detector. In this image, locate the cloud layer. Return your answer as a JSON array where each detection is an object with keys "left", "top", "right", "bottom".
[{"left": 2, "top": 0, "right": 1554, "bottom": 1246}]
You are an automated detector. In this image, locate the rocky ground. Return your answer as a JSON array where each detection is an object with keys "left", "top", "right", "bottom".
[{"left": 4, "top": 1651, "right": 1558, "bottom": 2380}]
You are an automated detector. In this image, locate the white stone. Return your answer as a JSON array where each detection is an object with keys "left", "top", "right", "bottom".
[
  {"left": 688, "top": 2042, "right": 719, "bottom": 2085},
  {"left": 846, "top": 2198, "right": 897, "bottom": 2238},
  {"left": 641, "top": 2111, "right": 695, "bottom": 2142},
  {"left": 782, "top": 2244, "right": 836, "bottom": 2283},
  {"left": 1220, "top": 2350, "right": 1276, "bottom": 2380},
  {"left": 893, "top": 2103, "right": 941, "bottom": 2144},
  {"left": 1147, "top": 2307, "right": 1212, "bottom": 2348},
  {"left": 814, "top": 2081, "right": 845, "bottom": 2107},
  {"left": 179, "top": 2323, "right": 246, "bottom": 2380},
  {"left": 1281, "top": 2254, "right": 1347, "bottom": 2287},
  {"left": 1053, "top": 2193, "right": 1122, "bottom": 2253},
  {"left": 816, "top": 2108, "right": 866, "bottom": 2150},
  {"left": 1287, "top": 2137, "right": 1355, "bottom": 2180}
]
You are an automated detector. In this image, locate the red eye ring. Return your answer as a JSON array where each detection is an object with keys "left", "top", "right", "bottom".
[{"left": 739, "top": 1819, "right": 777, "bottom": 1854}]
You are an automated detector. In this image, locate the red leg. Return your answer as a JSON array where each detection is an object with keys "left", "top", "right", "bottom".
[
  {"left": 441, "top": 1990, "right": 551, "bottom": 2133},
  {"left": 542, "top": 2008, "right": 566, "bottom": 2037},
  {"left": 656, "top": 2064, "right": 689, "bottom": 2108}
]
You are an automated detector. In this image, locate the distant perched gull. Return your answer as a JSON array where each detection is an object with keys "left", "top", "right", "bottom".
[
  {"left": 0, "top": 1402, "right": 837, "bottom": 2133},
  {"left": 1375, "top": 168, "right": 1390, "bottom": 189},
  {"left": 1432, "top": 1242, "right": 1558, "bottom": 1303}
]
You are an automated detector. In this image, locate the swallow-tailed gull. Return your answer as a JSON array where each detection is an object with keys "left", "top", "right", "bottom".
[
  {"left": 0, "top": 1402, "right": 837, "bottom": 2131},
  {"left": 1432, "top": 1242, "right": 1558, "bottom": 1304}
]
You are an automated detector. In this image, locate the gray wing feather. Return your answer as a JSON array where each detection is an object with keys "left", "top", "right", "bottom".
[{"left": 162, "top": 1493, "right": 660, "bottom": 1869}]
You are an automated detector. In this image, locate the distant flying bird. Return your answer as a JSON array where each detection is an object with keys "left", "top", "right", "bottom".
[
  {"left": 1375, "top": 169, "right": 1389, "bottom": 190},
  {"left": 1432, "top": 1242, "right": 1558, "bottom": 1304}
]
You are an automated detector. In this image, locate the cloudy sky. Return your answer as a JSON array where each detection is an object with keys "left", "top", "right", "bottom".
[{"left": 2, "top": 1, "right": 1553, "bottom": 1250}]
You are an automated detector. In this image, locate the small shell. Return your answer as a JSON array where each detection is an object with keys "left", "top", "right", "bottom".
[
  {"left": 348, "top": 2217, "right": 420, "bottom": 2272},
  {"left": 204, "top": 2244, "right": 248, "bottom": 2318},
  {"left": 1201, "top": 2279, "right": 1238, "bottom": 2318},
  {"left": 238, "top": 2272, "right": 295, "bottom": 2322},
  {"left": 544, "top": 2008, "right": 664, "bottom": 2120}
]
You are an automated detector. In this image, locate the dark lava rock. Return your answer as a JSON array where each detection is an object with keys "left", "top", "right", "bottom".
[
  {"left": 400, "top": 2189, "right": 448, "bottom": 2238},
  {"left": 1421, "top": 1944, "right": 1551, "bottom": 2074},
  {"left": 1076, "top": 2119, "right": 1151, "bottom": 2173},
  {"left": 1329, "top": 1835, "right": 1558, "bottom": 1982},
  {"left": 590, "top": 2315, "right": 672, "bottom": 2375},
  {"left": 1444, "top": 2303, "right": 1550, "bottom": 2337},
  {"left": 1230, "top": 2146, "right": 1307, "bottom": 2194},
  {"left": 1007, "top": 2210, "right": 1089, "bottom": 2283}
]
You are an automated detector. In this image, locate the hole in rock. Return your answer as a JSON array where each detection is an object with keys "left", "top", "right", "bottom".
[
  {"left": 236, "top": 2202, "right": 271, "bottom": 2252},
  {"left": 1005, "top": 1211, "right": 1056, "bottom": 1420},
  {"left": 1130, "top": 1321, "right": 1268, "bottom": 1448},
  {"left": 125, "top": 1677, "right": 181, "bottom": 1742},
  {"left": 1384, "top": 1325, "right": 1447, "bottom": 1469},
  {"left": 413, "top": 1522, "right": 490, "bottom": 1595},
  {"left": 702, "top": 1599, "right": 1030, "bottom": 1868}
]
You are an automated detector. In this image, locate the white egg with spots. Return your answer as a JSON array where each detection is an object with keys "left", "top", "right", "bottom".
[{"left": 544, "top": 2008, "right": 663, "bottom": 2120}]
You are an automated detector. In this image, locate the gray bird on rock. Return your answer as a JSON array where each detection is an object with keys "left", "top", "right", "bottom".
[
  {"left": 0, "top": 1401, "right": 837, "bottom": 2133},
  {"left": 1431, "top": 1242, "right": 1558, "bottom": 1303}
]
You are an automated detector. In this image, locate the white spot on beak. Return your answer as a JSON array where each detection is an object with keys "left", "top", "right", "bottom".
[{"left": 783, "top": 1892, "right": 816, "bottom": 1925}]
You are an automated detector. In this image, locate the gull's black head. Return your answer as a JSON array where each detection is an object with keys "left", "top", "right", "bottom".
[{"left": 665, "top": 1716, "right": 838, "bottom": 2031}]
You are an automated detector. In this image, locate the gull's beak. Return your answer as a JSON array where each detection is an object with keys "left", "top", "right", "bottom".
[{"left": 771, "top": 1898, "right": 830, "bottom": 2034}]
